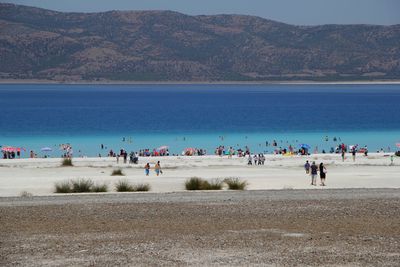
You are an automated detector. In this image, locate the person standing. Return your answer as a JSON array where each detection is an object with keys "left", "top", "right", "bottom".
[
  {"left": 144, "top": 163, "right": 150, "bottom": 176},
  {"left": 341, "top": 150, "right": 345, "bottom": 162},
  {"left": 310, "top": 161, "right": 318, "bottom": 186},
  {"left": 304, "top": 160, "right": 310, "bottom": 174},
  {"left": 123, "top": 150, "right": 128, "bottom": 164},
  {"left": 352, "top": 148, "right": 356, "bottom": 162},
  {"left": 319, "top": 162, "right": 327, "bottom": 186},
  {"left": 247, "top": 154, "right": 253, "bottom": 165},
  {"left": 155, "top": 161, "right": 162, "bottom": 176}
]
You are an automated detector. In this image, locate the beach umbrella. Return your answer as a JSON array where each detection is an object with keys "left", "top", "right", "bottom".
[
  {"left": 1, "top": 146, "right": 23, "bottom": 152},
  {"left": 298, "top": 144, "right": 311, "bottom": 149},
  {"left": 184, "top": 147, "right": 196, "bottom": 156},
  {"left": 157, "top": 146, "right": 169, "bottom": 151},
  {"left": 41, "top": 147, "right": 53, "bottom": 152},
  {"left": 396, "top": 143, "right": 400, "bottom": 148}
]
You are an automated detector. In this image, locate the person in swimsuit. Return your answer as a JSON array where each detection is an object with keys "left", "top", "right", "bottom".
[{"left": 144, "top": 163, "right": 150, "bottom": 176}]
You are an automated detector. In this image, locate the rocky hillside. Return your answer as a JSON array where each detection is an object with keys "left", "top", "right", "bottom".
[{"left": 0, "top": 3, "right": 399, "bottom": 81}]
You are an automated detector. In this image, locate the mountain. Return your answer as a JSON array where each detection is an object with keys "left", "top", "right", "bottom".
[{"left": 0, "top": 3, "right": 399, "bottom": 82}]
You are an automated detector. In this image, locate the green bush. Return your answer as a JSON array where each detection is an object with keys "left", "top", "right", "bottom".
[
  {"left": 115, "top": 180, "right": 150, "bottom": 192},
  {"left": 71, "top": 178, "right": 94, "bottom": 193},
  {"left": 134, "top": 183, "right": 151, "bottom": 192},
  {"left": 205, "top": 179, "right": 223, "bottom": 190},
  {"left": 224, "top": 177, "right": 247, "bottom": 190},
  {"left": 111, "top": 169, "right": 125, "bottom": 176},
  {"left": 55, "top": 181, "right": 72, "bottom": 193},
  {"left": 61, "top": 158, "right": 73, "bottom": 167},
  {"left": 185, "top": 177, "right": 206, "bottom": 190},
  {"left": 54, "top": 179, "right": 108, "bottom": 193},
  {"left": 184, "top": 177, "right": 222, "bottom": 190},
  {"left": 115, "top": 180, "right": 135, "bottom": 192},
  {"left": 92, "top": 183, "right": 108, "bottom": 192}
]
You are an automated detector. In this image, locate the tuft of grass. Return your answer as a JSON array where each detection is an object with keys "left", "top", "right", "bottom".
[
  {"left": 71, "top": 178, "right": 94, "bottom": 193},
  {"left": 224, "top": 177, "right": 247, "bottom": 190},
  {"left": 115, "top": 180, "right": 150, "bottom": 192},
  {"left": 184, "top": 177, "right": 222, "bottom": 190},
  {"left": 185, "top": 177, "right": 206, "bottom": 190},
  {"left": 92, "top": 183, "right": 108, "bottom": 192},
  {"left": 20, "top": 191, "right": 33, "bottom": 197},
  {"left": 115, "top": 179, "right": 135, "bottom": 192},
  {"left": 55, "top": 179, "right": 108, "bottom": 193},
  {"left": 55, "top": 181, "right": 72, "bottom": 193},
  {"left": 134, "top": 183, "right": 151, "bottom": 192},
  {"left": 61, "top": 158, "right": 73, "bottom": 167},
  {"left": 111, "top": 169, "right": 125, "bottom": 176},
  {"left": 205, "top": 179, "right": 223, "bottom": 190}
]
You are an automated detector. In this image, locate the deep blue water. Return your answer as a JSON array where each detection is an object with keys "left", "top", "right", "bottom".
[{"left": 0, "top": 84, "right": 399, "bottom": 155}]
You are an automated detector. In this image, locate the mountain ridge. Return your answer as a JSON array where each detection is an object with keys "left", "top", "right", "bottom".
[{"left": 0, "top": 3, "right": 399, "bottom": 82}]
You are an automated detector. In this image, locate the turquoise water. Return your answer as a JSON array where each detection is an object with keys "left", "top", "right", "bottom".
[
  {"left": 0, "top": 84, "right": 399, "bottom": 156},
  {"left": 1, "top": 131, "right": 399, "bottom": 157}
]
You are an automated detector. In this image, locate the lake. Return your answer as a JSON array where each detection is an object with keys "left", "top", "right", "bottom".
[{"left": 0, "top": 83, "right": 399, "bottom": 156}]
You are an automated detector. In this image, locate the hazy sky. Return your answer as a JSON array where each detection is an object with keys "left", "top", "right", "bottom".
[{"left": 2, "top": 0, "right": 400, "bottom": 25}]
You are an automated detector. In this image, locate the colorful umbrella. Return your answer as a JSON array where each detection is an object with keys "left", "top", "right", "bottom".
[
  {"left": 298, "top": 144, "right": 311, "bottom": 149},
  {"left": 1, "top": 146, "right": 25, "bottom": 152},
  {"left": 157, "top": 146, "right": 169, "bottom": 151},
  {"left": 396, "top": 143, "right": 400, "bottom": 148}
]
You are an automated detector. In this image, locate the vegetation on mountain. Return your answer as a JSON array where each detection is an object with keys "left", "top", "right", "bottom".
[{"left": 1, "top": 3, "right": 399, "bottom": 81}]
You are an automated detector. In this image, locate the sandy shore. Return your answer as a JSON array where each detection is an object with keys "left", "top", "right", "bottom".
[
  {"left": 0, "top": 153, "right": 399, "bottom": 196},
  {"left": 1, "top": 189, "right": 399, "bottom": 266}
]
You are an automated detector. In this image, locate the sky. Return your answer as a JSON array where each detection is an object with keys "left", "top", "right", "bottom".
[{"left": 2, "top": 0, "right": 400, "bottom": 25}]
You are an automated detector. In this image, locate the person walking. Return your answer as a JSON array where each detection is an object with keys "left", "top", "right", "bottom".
[
  {"left": 304, "top": 160, "right": 310, "bottom": 174},
  {"left": 319, "top": 162, "right": 327, "bottom": 186},
  {"left": 155, "top": 161, "right": 162, "bottom": 176},
  {"left": 144, "top": 163, "right": 150, "bottom": 176},
  {"left": 310, "top": 161, "right": 318, "bottom": 186},
  {"left": 352, "top": 148, "right": 356, "bottom": 162},
  {"left": 341, "top": 150, "right": 345, "bottom": 162}
]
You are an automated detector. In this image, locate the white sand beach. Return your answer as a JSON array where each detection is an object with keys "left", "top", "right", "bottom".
[{"left": 0, "top": 153, "right": 399, "bottom": 196}]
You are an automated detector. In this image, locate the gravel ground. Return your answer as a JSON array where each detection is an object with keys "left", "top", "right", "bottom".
[{"left": 1, "top": 189, "right": 400, "bottom": 266}]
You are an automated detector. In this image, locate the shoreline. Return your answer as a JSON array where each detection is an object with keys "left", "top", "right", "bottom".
[
  {"left": 1, "top": 153, "right": 399, "bottom": 197},
  {"left": 1, "top": 79, "right": 400, "bottom": 85}
]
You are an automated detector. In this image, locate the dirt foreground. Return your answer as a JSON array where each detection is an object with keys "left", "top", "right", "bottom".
[{"left": 1, "top": 189, "right": 399, "bottom": 266}]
